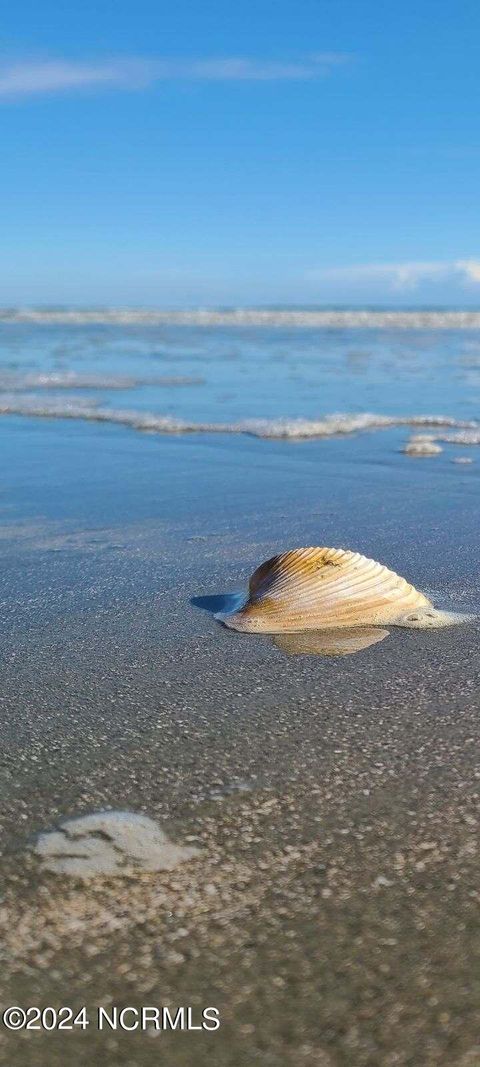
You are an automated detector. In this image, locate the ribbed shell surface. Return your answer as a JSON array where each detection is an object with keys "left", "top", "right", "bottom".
[{"left": 222, "top": 547, "right": 432, "bottom": 633}]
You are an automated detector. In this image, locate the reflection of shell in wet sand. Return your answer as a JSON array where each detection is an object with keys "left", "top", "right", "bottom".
[
  {"left": 216, "top": 547, "right": 471, "bottom": 633},
  {"left": 273, "top": 626, "right": 390, "bottom": 657}
]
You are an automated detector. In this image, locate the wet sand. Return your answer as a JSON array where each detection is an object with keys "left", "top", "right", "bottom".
[{"left": 0, "top": 417, "right": 479, "bottom": 1066}]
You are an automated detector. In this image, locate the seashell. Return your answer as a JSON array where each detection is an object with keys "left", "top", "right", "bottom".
[
  {"left": 272, "top": 626, "right": 390, "bottom": 657},
  {"left": 402, "top": 436, "right": 442, "bottom": 456},
  {"left": 216, "top": 547, "right": 472, "bottom": 633}
]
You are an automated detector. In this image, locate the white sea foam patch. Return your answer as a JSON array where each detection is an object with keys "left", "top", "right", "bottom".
[
  {"left": 437, "top": 429, "right": 480, "bottom": 445},
  {"left": 0, "top": 372, "right": 204, "bottom": 390},
  {"left": 0, "top": 396, "right": 478, "bottom": 441},
  {"left": 35, "top": 811, "right": 200, "bottom": 878},
  {"left": 3, "top": 308, "right": 480, "bottom": 328}
]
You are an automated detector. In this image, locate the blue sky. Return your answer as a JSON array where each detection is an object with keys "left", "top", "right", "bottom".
[{"left": 1, "top": 0, "right": 480, "bottom": 306}]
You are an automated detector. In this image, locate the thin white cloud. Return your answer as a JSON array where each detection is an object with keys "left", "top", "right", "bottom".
[
  {"left": 456, "top": 259, "right": 480, "bottom": 283},
  {"left": 309, "top": 260, "right": 480, "bottom": 290},
  {"left": 0, "top": 59, "right": 156, "bottom": 96},
  {"left": 0, "top": 54, "right": 349, "bottom": 98},
  {"left": 154, "top": 54, "right": 348, "bottom": 81}
]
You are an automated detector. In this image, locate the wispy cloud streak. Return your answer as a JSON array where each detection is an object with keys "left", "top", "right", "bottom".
[
  {"left": 0, "top": 59, "right": 155, "bottom": 97},
  {"left": 0, "top": 54, "right": 349, "bottom": 98},
  {"left": 309, "top": 260, "right": 480, "bottom": 290}
]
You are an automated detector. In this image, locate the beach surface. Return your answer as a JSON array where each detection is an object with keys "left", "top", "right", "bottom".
[{"left": 0, "top": 320, "right": 479, "bottom": 1066}]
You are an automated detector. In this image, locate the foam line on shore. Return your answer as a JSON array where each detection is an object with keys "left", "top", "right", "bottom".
[
  {"left": 2, "top": 308, "right": 480, "bottom": 328},
  {"left": 0, "top": 397, "right": 477, "bottom": 441}
]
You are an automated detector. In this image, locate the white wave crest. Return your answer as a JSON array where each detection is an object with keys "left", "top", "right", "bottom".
[
  {"left": 0, "top": 398, "right": 477, "bottom": 441},
  {"left": 2, "top": 308, "right": 480, "bottom": 328}
]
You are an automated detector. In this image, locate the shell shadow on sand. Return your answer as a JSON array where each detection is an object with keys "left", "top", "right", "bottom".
[{"left": 191, "top": 593, "right": 245, "bottom": 616}]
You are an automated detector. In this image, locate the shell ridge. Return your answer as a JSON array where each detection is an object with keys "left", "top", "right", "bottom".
[
  {"left": 252, "top": 551, "right": 425, "bottom": 615},
  {"left": 274, "top": 563, "right": 402, "bottom": 607}
]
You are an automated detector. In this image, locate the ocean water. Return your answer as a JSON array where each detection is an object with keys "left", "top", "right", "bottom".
[
  {"left": 1, "top": 316, "right": 479, "bottom": 590},
  {"left": 0, "top": 319, "right": 479, "bottom": 443}
]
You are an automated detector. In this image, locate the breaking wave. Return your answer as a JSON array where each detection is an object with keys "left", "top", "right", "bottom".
[{"left": 2, "top": 308, "right": 480, "bottom": 328}]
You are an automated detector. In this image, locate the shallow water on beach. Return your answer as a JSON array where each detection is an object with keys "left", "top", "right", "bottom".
[
  {"left": 0, "top": 321, "right": 480, "bottom": 438},
  {"left": 0, "top": 320, "right": 479, "bottom": 643}
]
